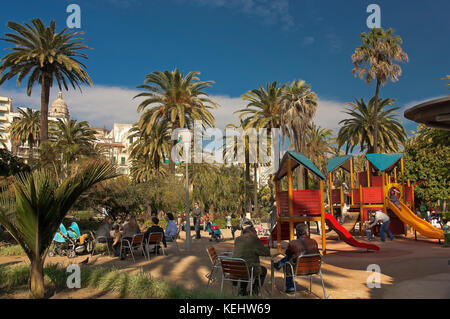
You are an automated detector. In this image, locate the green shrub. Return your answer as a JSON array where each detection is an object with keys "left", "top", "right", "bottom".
[
  {"left": 72, "top": 210, "right": 94, "bottom": 220},
  {"left": 0, "top": 245, "right": 25, "bottom": 256}
]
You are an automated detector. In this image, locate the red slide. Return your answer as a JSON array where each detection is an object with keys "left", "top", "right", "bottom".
[{"left": 325, "top": 213, "right": 380, "bottom": 251}]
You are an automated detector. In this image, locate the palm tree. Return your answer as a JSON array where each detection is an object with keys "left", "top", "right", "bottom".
[
  {"left": 0, "top": 18, "right": 92, "bottom": 143},
  {"left": 306, "top": 123, "right": 333, "bottom": 174},
  {"left": 8, "top": 108, "right": 40, "bottom": 160},
  {"left": 0, "top": 160, "right": 117, "bottom": 298},
  {"left": 134, "top": 69, "right": 217, "bottom": 173},
  {"left": 337, "top": 97, "right": 407, "bottom": 154},
  {"left": 280, "top": 80, "right": 318, "bottom": 155},
  {"left": 129, "top": 119, "right": 171, "bottom": 177},
  {"left": 237, "top": 81, "right": 286, "bottom": 131},
  {"left": 225, "top": 120, "right": 253, "bottom": 213},
  {"left": 50, "top": 119, "right": 96, "bottom": 165},
  {"left": 235, "top": 82, "right": 286, "bottom": 214},
  {"left": 352, "top": 27, "right": 408, "bottom": 154},
  {"left": 280, "top": 79, "right": 318, "bottom": 189}
]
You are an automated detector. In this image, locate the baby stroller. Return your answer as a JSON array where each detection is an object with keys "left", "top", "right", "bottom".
[
  {"left": 206, "top": 222, "right": 222, "bottom": 242},
  {"left": 49, "top": 222, "right": 94, "bottom": 258}
]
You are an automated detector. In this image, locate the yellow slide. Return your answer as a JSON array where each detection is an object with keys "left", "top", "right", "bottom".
[{"left": 388, "top": 200, "right": 444, "bottom": 239}]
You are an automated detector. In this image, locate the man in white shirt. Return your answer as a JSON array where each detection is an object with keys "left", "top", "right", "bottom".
[{"left": 368, "top": 210, "right": 394, "bottom": 242}]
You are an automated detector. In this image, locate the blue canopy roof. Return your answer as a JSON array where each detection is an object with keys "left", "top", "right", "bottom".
[
  {"left": 327, "top": 155, "right": 352, "bottom": 173},
  {"left": 275, "top": 150, "right": 325, "bottom": 181},
  {"left": 365, "top": 153, "right": 403, "bottom": 172}
]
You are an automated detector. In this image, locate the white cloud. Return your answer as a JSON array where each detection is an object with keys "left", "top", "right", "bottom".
[
  {"left": 314, "top": 98, "right": 348, "bottom": 132},
  {"left": 0, "top": 85, "right": 245, "bottom": 130},
  {"left": 0, "top": 85, "right": 141, "bottom": 129},
  {"left": 3, "top": 84, "right": 435, "bottom": 136}
]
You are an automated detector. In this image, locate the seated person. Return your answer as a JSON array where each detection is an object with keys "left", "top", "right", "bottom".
[
  {"left": 96, "top": 216, "right": 113, "bottom": 252},
  {"left": 114, "top": 215, "right": 124, "bottom": 231},
  {"left": 274, "top": 223, "right": 319, "bottom": 294},
  {"left": 232, "top": 219, "right": 270, "bottom": 296},
  {"left": 165, "top": 213, "right": 178, "bottom": 241},
  {"left": 122, "top": 216, "right": 140, "bottom": 239},
  {"left": 111, "top": 224, "right": 122, "bottom": 257},
  {"left": 144, "top": 217, "right": 167, "bottom": 254}
]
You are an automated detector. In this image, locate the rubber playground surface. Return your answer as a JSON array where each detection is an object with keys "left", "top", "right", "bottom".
[{"left": 1, "top": 227, "right": 449, "bottom": 299}]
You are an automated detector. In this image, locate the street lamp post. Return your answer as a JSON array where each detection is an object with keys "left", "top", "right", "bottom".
[{"left": 185, "top": 157, "right": 191, "bottom": 252}]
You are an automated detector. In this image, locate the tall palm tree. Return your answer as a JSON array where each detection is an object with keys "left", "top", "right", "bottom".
[
  {"left": 0, "top": 160, "right": 117, "bottom": 298},
  {"left": 280, "top": 79, "right": 318, "bottom": 189},
  {"left": 129, "top": 119, "right": 171, "bottom": 176},
  {"left": 0, "top": 18, "right": 92, "bottom": 143},
  {"left": 236, "top": 82, "right": 285, "bottom": 214},
  {"left": 225, "top": 120, "right": 253, "bottom": 213},
  {"left": 8, "top": 108, "right": 40, "bottom": 160},
  {"left": 280, "top": 79, "right": 318, "bottom": 155},
  {"left": 352, "top": 27, "right": 408, "bottom": 154},
  {"left": 134, "top": 69, "right": 217, "bottom": 173},
  {"left": 337, "top": 97, "right": 407, "bottom": 154},
  {"left": 50, "top": 119, "right": 96, "bottom": 165}
]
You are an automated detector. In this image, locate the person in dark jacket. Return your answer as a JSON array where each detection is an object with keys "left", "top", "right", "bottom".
[
  {"left": 144, "top": 217, "right": 167, "bottom": 254},
  {"left": 274, "top": 223, "right": 319, "bottom": 293},
  {"left": 232, "top": 219, "right": 270, "bottom": 296}
]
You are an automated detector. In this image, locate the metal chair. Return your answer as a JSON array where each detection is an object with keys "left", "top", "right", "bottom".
[
  {"left": 285, "top": 253, "right": 327, "bottom": 299},
  {"left": 218, "top": 256, "right": 261, "bottom": 296},
  {"left": 145, "top": 232, "right": 166, "bottom": 257},
  {"left": 205, "top": 246, "right": 233, "bottom": 286},
  {"left": 120, "top": 233, "right": 147, "bottom": 263}
]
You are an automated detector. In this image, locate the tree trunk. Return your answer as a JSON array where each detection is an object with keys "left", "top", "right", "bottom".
[
  {"left": 253, "top": 163, "right": 258, "bottom": 217},
  {"left": 30, "top": 260, "right": 45, "bottom": 299},
  {"left": 372, "top": 80, "right": 381, "bottom": 154},
  {"left": 169, "top": 120, "right": 180, "bottom": 174},
  {"left": 245, "top": 137, "right": 251, "bottom": 214},
  {"left": 28, "top": 136, "right": 33, "bottom": 162},
  {"left": 40, "top": 73, "right": 51, "bottom": 143}
]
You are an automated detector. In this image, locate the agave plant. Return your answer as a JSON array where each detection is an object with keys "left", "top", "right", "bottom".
[{"left": 0, "top": 160, "right": 117, "bottom": 298}]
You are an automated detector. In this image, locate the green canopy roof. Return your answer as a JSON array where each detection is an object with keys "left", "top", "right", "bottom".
[
  {"left": 275, "top": 150, "right": 325, "bottom": 181},
  {"left": 327, "top": 155, "right": 352, "bottom": 173},
  {"left": 365, "top": 153, "right": 403, "bottom": 172}
]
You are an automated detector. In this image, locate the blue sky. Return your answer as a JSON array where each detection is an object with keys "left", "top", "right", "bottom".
[{"left": 0, "top": 0, "right": 448, "bottom": 133}]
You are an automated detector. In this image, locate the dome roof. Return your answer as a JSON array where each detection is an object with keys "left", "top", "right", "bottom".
[{"left": 49, "top": 92, "right": 70, "bottom": 120}]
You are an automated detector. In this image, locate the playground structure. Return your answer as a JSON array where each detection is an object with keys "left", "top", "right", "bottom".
[
  {"left": 328, "top": 153, "right": 443, "bottom": 240},
  {"left": 271, "top": 151, "right": 443, "bottom": 255},
  {"left": 271, "top": 151, "right": 327, "bottom": 253},
  {"left": 270, "top": 151, "right": 379, "bottom": 255}
]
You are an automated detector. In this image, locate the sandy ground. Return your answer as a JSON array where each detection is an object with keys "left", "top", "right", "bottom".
[{"left": 1, "top": 227, "right": 449, "bottom": 299}]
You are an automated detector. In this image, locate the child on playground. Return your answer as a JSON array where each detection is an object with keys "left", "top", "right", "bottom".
[
  {"left": 443, "top": 219, "right": 450, "bottom": 248},
  {"left": 364, "top": 211, "right": 376, "bottom": 241},
  {"left": 389, "top": 187, "right": 401, "bottom": 209}
]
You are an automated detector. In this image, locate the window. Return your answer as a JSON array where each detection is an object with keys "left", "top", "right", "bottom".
[
  {"left": 113, "top": 156, "right": 116, "bottom": 163},
  {"left": 121, "top": 157, "right": 126, "bottom": 165}
]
